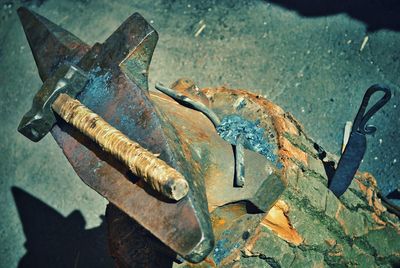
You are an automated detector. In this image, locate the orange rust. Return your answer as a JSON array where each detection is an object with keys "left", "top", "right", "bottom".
[
  {"left": 280, "top": 138, "right": 308, "bottom": 166},
  {"left": 216, "top": 219, "right": 226, "bottom": 226},
  {"left": 371, "top": 213, "right": 387, "bottom": 227},
  {"left": 335, "top": 204, "right": 349, "bottom": 235},
  {"left": 362, "top": 172, "right": 378, "bottom": 187},
  {"left": 210, "top": 203, "right": 247, "bottom": 236},
  {"left": 200, "top": 86, "right": 309, "bottom": 193},
  {"left": 261, "top": 200, "right": 303, "bottom": 246},
  {"left": 328, "top": 251, "right": 344, "bottom": 257},
  {"left": 200, "top": 86, "right": 309, "bottom": 183},
  {"left": 354, "top": 172, "right": 388, "bottom": 217},
  {"left": 244, "top": 228, "right": 263, "bottom": 253},
  {"left": 325, "top": 239, "right": 337, "bottom": 247},
  {"left": 203, "top": 257, "right": 217, "bottom": 267},
  {"left": 171, "top": 78, "right": 197, "bottom": 92},
  {"left": 151, "top": 91, "right": 213, "bottom": 143},
  {"left": 373, "top": 197, "right": 387, "bottom": 215},
  {"left": 274, "top": 116, "right": 299, "bottom": 136},
  {"left": 328, "top": 243, "right": 344, "bottom": 257}
]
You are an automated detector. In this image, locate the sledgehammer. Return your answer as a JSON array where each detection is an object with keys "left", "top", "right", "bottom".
[{"left": 18, "top": 64, "right": 189, "bottom": 201}]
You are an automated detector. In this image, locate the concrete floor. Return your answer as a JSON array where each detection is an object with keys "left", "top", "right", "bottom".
[{"left": 0, "top": 0, "right": 399, "bottom": 266}]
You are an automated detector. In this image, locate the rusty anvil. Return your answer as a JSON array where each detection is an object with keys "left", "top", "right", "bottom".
[{"left": 17, "top": 8, "right": 285, "bottom": 263}]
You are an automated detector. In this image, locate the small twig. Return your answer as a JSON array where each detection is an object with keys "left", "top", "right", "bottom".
[
  {"left": 360, "top": 36, "right": 369, "bottom": 52},
  {"left": 194, "top": 24, "right": 206, "bottom": 37}
]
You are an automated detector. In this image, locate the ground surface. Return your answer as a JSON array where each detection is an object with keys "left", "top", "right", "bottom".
[{"left": 0, "top": 0, "right": 399, "bottom": 267}]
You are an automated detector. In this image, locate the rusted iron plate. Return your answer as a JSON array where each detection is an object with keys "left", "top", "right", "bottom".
[
  {"left": 18, "top": 8, "right": 213, "bottom": 262},
  {"left": 151, "top": 91, "right": 285, "bottom": 212}
]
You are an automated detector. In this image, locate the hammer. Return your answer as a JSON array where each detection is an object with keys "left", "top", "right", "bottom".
[{"left": 18, "top": 64, "right": 189, "bottom": 201}]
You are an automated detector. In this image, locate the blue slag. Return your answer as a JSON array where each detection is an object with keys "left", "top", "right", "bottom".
[
  {"left": 79, "top": 66, "right": 112, "bottom": 107},
  {"left": 216, "top": 114, "right": 277, "bottom": 162},
  {"left": 213, "top": 238, "right": 241, "bottom": 265}
]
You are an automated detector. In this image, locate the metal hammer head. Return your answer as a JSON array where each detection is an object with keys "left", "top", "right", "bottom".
[{"left": 18, "top": 64, "right": 88, "bottom": 142}]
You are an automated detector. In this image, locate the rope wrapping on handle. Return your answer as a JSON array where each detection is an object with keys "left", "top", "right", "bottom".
[{"left": 52, "top": 93, "right": 189, "bottom": 201}]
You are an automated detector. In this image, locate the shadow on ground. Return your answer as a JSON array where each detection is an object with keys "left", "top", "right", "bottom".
[
  {"left": 266, "top": 0, "right": 400, "bottom": 32},
  {"left": 11, "top": 187, "right": 114, "bottom": 267}
]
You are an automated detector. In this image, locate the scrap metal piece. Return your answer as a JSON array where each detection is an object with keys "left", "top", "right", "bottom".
[
  {"left": 329, "top": 84, "right": 391, "bottom": 197},
  {"left": 234, "top": 135, "right": 245, "bottom": 187},
  {"left": 18, "top": 7, "right": 213, "bottom": 262}
]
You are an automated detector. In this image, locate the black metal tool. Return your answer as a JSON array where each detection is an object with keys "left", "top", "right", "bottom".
[{"left": 328, "top": 84, "right": 391, "bottom": 197}]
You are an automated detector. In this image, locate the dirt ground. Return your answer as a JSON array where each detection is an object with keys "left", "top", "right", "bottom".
[{"left": 0, "top": 0, "right": 399, "bottom": 266}]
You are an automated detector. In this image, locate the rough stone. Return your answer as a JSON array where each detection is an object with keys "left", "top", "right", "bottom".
[
  {"left": 296, "top": 172, "right": 328, "bottom": 212},
  {"left": 287, "top": 204, "right": 336, "bottom": 247},
  {"left": 248, "top": 227, "right": 296, "bottom": 267},
  {"left": 365, "top": 226, "right": 400, "bottom": 259},
  {"left": 324, "top": 191, "right": 341, "bottom": 219},
  {"left": 340, "top": 188, "right": 369, "bottom": 211},
  {"left": 306, "top": 155, "right": 328, "bottom": 182},
  {"left": 290, "top": 249, "right": 326, "bottom": 268},
  {"left": 335, "top": 205, "right": 370, "bottom": 237}
]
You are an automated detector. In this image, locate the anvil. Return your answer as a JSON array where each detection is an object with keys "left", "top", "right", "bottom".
[{"left": 17, "top": 7, "right": 285, "bottom": 263}]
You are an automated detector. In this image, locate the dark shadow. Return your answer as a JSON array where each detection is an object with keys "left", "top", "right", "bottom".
[
  {"left": 387, "top": 189, "right": 400, "bottom": 200},
  {"left": 106, "top": 204, "right": 176, "bottom": 268},
  {"left": 265, "top": 0, "right": 400, "bottom": 32},
  {"left": 12, "top": 186, "right": 114, "bottom": 268},
  {"left": 313, "top": 143, "right": 336, "bottom": 184}
]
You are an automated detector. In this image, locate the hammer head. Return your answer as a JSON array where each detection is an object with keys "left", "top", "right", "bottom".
[{"left": 18, "top": 64, "right": 88, "bottom": 142}]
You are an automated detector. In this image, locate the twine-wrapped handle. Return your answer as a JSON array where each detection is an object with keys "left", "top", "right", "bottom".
[{"left": 52, "top": 93, "right": 189, "bottom": 201}]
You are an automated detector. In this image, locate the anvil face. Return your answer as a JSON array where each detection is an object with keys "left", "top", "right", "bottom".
[
  {"left": 18, "top": 7, "right": 213, "bottom": 262},
  {"left": 18, "top": 7, "right": 286, "bottom": 264}
]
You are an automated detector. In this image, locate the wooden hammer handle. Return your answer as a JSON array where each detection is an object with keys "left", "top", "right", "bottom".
[{"left": 52, "top": 93, "right": 189, "bottom": 201}]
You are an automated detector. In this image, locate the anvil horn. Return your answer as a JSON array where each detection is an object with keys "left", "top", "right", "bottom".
[{"left": 17, "top": 7, "right": 89, "bottom": 81}]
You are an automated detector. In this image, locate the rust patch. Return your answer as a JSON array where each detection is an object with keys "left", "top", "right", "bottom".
[
  {"left": 275, "top": 116, "right": 299, "bottom": 136},
  {"left": 244, "top": 228, "right": 264, "bottom": 253},
  {"left": 171, "top": 78, "right": 210, "bottom": 107},
  {"left": 325, "top": 239, "right": 337, "bottom": 247},
  {"left": 260, "top": 200, "right": 303, "bottom": 246},
  {"left": 328, "top": 242, "right": 344, "bottom": 257},
  {"left": 171, "top": 78, "right": 197, "bottom": 92},
  {"left": 280, "top": 137, "right": 308, "bottom": 167},
  {"left": 371, "top": 213, "right": 387, "bottom": 228},
  {"left": 334, "top": 204, "right": 349, "bottom": 235},
  {"left": 200, "top": 86, "right": 306, "bottom": 182},
  {"left": 355, "top": 172, "right": 388, "bottom": 216},
  {"left": 210, "top": 203, "right": 247, "bottom": 235}
]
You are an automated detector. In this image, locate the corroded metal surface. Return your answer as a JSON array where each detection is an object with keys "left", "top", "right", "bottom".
[
  {"left": 150, "top": 89, "right": 285, "bottom": 213},
  {"left": 18, "top": 8, "right": 286, "bottom": 264},
  {"left": 18, "top": 7, "right": 213, "bottom": 262}
]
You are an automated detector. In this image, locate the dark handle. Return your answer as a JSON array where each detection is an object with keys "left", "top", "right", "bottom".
[{"left": 352, "top": 84, "right": 391, "bottom": 135}]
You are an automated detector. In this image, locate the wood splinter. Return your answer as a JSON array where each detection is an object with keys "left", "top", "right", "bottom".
[{"left": 52, "top": 93, "right": 189, "bottom": 201}]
